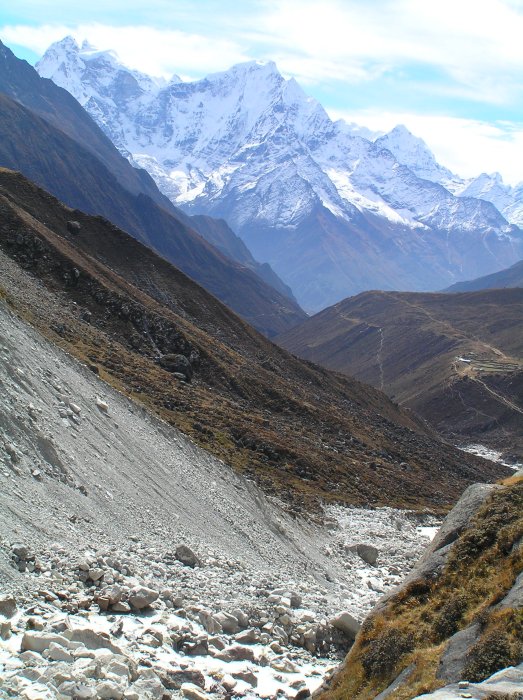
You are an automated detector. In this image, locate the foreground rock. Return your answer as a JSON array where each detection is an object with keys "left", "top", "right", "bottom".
[{"left": 330, "top": 612, "right": 360, "bottom": 640}]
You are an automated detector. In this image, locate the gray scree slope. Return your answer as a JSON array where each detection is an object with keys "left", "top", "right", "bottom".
[{"left": 0, "top": 301, "right": 338, "bottom": 590}]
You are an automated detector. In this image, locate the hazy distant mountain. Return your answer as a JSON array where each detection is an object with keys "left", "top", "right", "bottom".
[
  {"left": 453, "top": 174, "right": 523, "bottom": 228},
  {"left": 378, "top": 125, "right": 523, "bottom": 228},
  {"left": 37, "top": 37, "right": 523, "bottom": 312},
  {"left": 445, "top": 258, "right": 523, "bottom": 292}
]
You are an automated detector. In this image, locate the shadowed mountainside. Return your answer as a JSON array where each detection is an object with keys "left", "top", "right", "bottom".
[
  {"left": 188, "top": 213, "right": 298, "bottom": 302},
  {"left": 0, "top": 168, "right": 508, "bottom": 513},
  {"left": 278, "top": 289, "right": 523, "bottom": 458},
  {"left": 0, "top": 39, "right": 170, "bottom": 208}
]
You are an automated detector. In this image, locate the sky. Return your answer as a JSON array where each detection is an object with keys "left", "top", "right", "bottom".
[{"left": 1, "top": 0, "right": 523, "bottom": 184}]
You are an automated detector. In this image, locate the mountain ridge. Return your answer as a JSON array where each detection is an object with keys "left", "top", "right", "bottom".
[
  {"left": 444, "top": 258, "right": 523, "bottom": 292},
  {"left": 378, "top": 124, "right": 523, "bottom": 228},
  {"left": 36, "top": 36, "right": 523, "bottom": 311}
]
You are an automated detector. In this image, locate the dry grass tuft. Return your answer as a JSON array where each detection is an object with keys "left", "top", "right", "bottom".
[{"left": 319, "top": 482, "right": 523, "bottom": 700}]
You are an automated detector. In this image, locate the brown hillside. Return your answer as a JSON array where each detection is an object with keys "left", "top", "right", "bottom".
[
  {"left": 0, "top": 169, "right": 508, "bottom": 513},
  {"left": 320, "top": 479, "right": 523, "bottom": 700},
  {"left": 278, "top": 289, "right": 523, "bottom": 459}
]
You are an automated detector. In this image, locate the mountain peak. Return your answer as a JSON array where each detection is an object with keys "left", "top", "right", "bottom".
[
  {"left": 388, "top": 123, "right": 414, "bottom": 138},
  {"left": 80, "top": 39, "right": 96, "bottom": 51},
  {"left": 485, "top": 171, "right": 504, "bottom": 185},
  {"left": 39, "top": 36, "right": 130, "bottom": 74},
  {"left": 238, "top": 59, "right": 279, "bottom": 72},
  {"left": 375, "top": 123, "right": 455, "bottom": 183},
  {"left": 33, "top": 36, "right": 523, "bottom": 309},
  {"left": 41, "top": 35, "right": 81, "bottom": 58},
  {"left": 207, "top": 59, "right": 283, "bottom": 85},
  {"left": 58, "top": 35, "right": 80, "bottom": 51},
  {"left": 379, "top": 123, "right": 430, "bottom": 152},
  {"left": 37, "top": 36, "right": 167, "bottom": 110}
]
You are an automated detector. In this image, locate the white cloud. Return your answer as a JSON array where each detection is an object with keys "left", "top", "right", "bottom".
[
  {"left": 249, "top": 0, "right": 523, "bottom": 101},
  {"left": 5, "top": 0, "right": 523, "bottom": 96},
  {"left": 329, "top": 108, "right": 523, "bottom": 185},
  {"left": 0, "top": 23, "right": 250, "bottom": 78}
]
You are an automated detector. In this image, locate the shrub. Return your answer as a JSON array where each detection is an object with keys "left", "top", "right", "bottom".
[
  {"left": 361, "top": 628, "right": 414, "bottom": 679},
  {"left": 463, "top": 630, "right": 517, "bottom": 682},
  {"left": 432, "top": 594, "right": 468, "bottom": 641}
]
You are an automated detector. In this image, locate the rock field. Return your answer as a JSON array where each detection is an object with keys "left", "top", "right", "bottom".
[{"left": 0, "top": 302, "right": 440, "bottom": 698}]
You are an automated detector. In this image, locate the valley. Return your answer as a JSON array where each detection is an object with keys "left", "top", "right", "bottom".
[
  {"left": 0, "top": 168, "right": 500, "bottom": 515},
  {"left": 0, "top": 25, "right": 522, "bottom": 700},
  {"left": 0, "top": 299, "right": 442, "bottom": 699}
]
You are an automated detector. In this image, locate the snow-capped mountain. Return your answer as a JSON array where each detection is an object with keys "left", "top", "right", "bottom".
[
  {"left": 454, "top": 174, "right": 523, "bottom": 228},
  {"left": 374, "top": 125, "right": 458, "bottom": 189},
  {"left": 376, "top": 125, "right": 523, "bottom": 228},
  {"left": 37, "top": 37, "right": 523, "bottom": 311}
]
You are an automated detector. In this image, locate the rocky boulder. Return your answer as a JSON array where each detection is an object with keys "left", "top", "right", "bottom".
[
  {"left": 175, "top": 545, "right": 200, "bottom": 568},
  {"left": 349, "top": 544, "right": 379, "bottom": 566},
  {"left": 66, "top": 220, "right": 81, "bottom": 234},
  {"left": 159, "top": 354, "right": 193, "bottom": 381},
  {"left": 128, "top": 585, "right": 159, "bottom": 610},
  {"left": 330, "top": 611, "right": 361, "bottom": 640},
  {"left": 0, "top": 595, "right": 17, "bottom": 619}
]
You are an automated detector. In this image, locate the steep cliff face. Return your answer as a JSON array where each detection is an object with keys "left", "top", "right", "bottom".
[{"left": 319, "top": 476, "right": 523, "bottom": 700}]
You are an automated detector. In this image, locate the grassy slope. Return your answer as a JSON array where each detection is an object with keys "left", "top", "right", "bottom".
[{"left": 320, "top": 477, "right": 523, "bottom": 700}]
